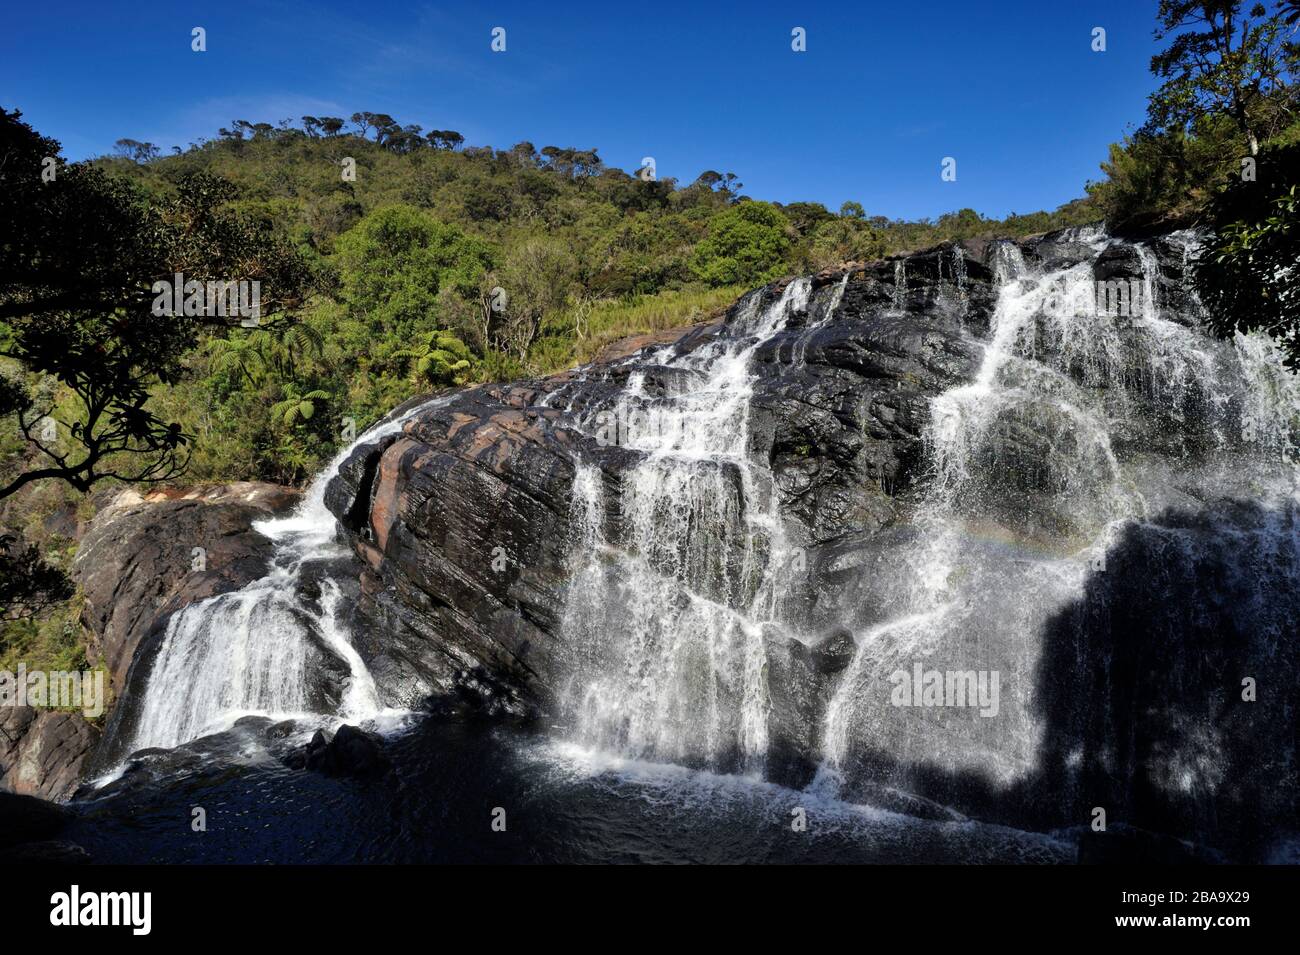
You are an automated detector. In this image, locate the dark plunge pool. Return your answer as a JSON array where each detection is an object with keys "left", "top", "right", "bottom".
[{"left": 64, "top": 715, "right": 1073, "bottom": 864}]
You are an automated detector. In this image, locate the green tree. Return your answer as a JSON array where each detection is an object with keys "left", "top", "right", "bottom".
[
  {"left": 495, "top": 239, "right": 577, "bottom": 360},
  {"left": 0, "top": 109, "right": 316, "bottom": 501},
  {"left": 113, "top": 138, "right": 159, "bottom": 163},
  {"left": 270, "top": 384, "right": 331, "bottom": 428},
  {"left": 205, "top": 333, "right": 267, "bottom": 385},
  {"left": 426, "top": 130, "right": 465, "bottom": 150},
  {"left": 1146, "top": 1, "right": 1298, "bottom": 156},
  {"left": 806, "top": 212, "right": 886, "bottom": 271},
  {"left": 393, "top": 332, "right": 474, "bottom": 385},
  {"left": 689, "top": 201, "right": 792, "bottom": 287},
  {"left": 334, "top": 205, "right": 496, "bottom": 337},
  {"left": 1195, "top": 140, "right": 1300, "bottom": 365}
]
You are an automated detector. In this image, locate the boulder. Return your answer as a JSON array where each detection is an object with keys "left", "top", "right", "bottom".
[
  {"left": 0, "top": 707, "right": 100, "bottom": 801},
  {"left": 289, "top": 725, "right": 390, "bottom": 778}
]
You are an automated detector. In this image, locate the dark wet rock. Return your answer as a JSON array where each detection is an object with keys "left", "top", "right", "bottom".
[
  {"left": 809, "top": 628, "right": 857, "bottom": 675},
  {"left": 751, "top": 311, "right": 980, "bottom": 545},
  {"left": 0, "top": 839, "right": 91, "bottom": 864},
  {"left": 0, "top": 790, "right": 73, "bottom": 847},
  {"left": 79, "top": 717, "right": 294, "bottom": 799},
  {"left": 763, "top": 637, "right": 826, "bottom": 786},
  {"left": 326, "top": 390, "right": 590, "bottom": 716},
  {"left": 0, "top": 791, "right": 88, "bottom": 866},
  {"left": 74, "top": 482, "right": 299, "bottom": 699},
  {"left": 265, "top": 719, "right": 298, "bottom": 741},
  {"left": 0, "top": 707, "right": 101, "bottom": 801},
  {"left": 288, "top": 725, "right": 390, "bottom": 778},
  {"left": 1027, "top": 502, "right": 1300, "bottom": 861},
  {"left": 592, "top": 319, "right": 723, "bottom": 364},
  {"left": 1020, "top": 227, "right": 1104, "bottom": 271}
]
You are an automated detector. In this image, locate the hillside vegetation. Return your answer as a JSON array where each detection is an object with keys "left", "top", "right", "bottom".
[{"left": 85, "top": 120, "right": 1107, "bottom": 486}]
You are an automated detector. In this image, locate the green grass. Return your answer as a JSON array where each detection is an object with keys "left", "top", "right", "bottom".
[
  {"left": 1, "top": 591, "right": 90, "bottom": 674},
  {"left": 529, "top": 284, "right": 743, "bottom": 375}
]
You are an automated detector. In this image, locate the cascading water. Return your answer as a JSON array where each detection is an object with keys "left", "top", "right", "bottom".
[
  {"left": 822, "top": 236, "right": 1124, "bottom": 785},
  {"left": 823, "top": 271, "right": 851, "bottom": 322},
  {"left": 122, "top": 403, "right": 437, "bottom": 754},
  {"left": 549, "top": 227, "right": 1298, "bottom": 814},
  {"left": 820, "top": 231, "right": 1300, "bottom": 798},
  {"left": 892, "top": 259, "right": 908, "bottom": 310},
  {"left": 558, "top": 279, "right": 811, "bottom": 772},
  {"left": 949, "top": 246, "right": 968, "bottom": 322}
]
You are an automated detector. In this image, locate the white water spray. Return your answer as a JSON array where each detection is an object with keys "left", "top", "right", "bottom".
[
  {"left": 125, "top": 401, "right": 438, "bottom": 753},
  {"left": 559, "top": 280, "right": 812, "bottom": 772}
]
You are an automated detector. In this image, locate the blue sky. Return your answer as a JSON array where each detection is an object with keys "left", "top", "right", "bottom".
[{"left": 2, "top": 0, "right": 1164, "bottom": 221}]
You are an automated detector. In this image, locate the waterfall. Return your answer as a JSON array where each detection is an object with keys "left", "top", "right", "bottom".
[
  {"left": 111, "top": 225, "right": 1300, "bottom": 831},
  {"left": 821, "top": 235, "right": 1300, "bottom": 791},
  {"left": 558, "top": 279, "right": 812, "bottom": 772},
  {"left": 824, "top": 271, "right": 851, "bottom": 322},
  {"left": 951, "top": 246, "right": 968, "bottom": 322},
  {"left": 992, "top": 241, "right": 1026, "bottom": 283},
  {"left": 892, "top": 260, "right": 908, "bottom": 311},
  {"left": 548, "top": 232, "right": 1299, "bottom": 796},
  {"left": 123, "top": 401, "right": 437, "bottom": 754}
]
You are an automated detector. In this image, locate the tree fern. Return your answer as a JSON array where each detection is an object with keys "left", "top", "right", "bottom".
[
  {"left": 393, "top": 332, "right": 474, "bottom": 385},
  {"left": 271, "top": 387, "right": 331, "bottom": 427}
]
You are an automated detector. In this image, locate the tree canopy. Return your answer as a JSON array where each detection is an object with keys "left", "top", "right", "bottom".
[{"left": 0, "top": 107, "right": 317, "bottom": 501}]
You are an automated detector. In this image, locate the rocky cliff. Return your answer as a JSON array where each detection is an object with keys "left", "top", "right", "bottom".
[{"left": 323, "top": 231, "right": 1203, "bottom": 714}]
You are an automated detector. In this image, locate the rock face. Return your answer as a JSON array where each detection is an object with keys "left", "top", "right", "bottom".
[
  {"left": 74, "top": 482, "right": 299, "bottom": 699},
  {"left": 0, "top": 707, "right": 100, "bottom": 801}
]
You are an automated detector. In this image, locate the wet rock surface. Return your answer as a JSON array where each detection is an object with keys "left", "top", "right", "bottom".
[
  {"left": 0, "top": 707, "right": 100, "bottom": 801},
  {"left": 289, "top": 724, "right": 391, "bottom": 778}
]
